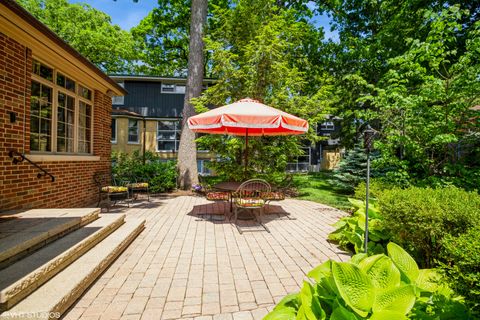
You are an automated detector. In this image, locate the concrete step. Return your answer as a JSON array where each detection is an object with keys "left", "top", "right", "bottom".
[
  {"left": 0, "top": 209, "right": 100, "bottom": 269},
  {"left": 0, "top": 214, "right": 125, "bottom": 312},
  {"left": 0, "top": 219, "right": 145, "bottom": 320}
]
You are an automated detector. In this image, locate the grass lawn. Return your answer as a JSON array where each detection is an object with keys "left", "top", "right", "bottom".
[{"left": 293, "top": 171, "right": 352, "bottom": 211}]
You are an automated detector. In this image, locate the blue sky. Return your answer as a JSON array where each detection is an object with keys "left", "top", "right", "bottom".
[
  {"left": 69, "top": 0, "right": 337, "bottom": 40},
  {"left": 70, "top": 0, "right": 158, "bottom": 30}
]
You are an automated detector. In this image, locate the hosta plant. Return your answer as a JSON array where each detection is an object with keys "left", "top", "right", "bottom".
[
  {"left": 328, "top": 198, "right": 389, "bottom": 254},
  {"left": 264, "top": 243, "right": 469, "bottom": 320}
]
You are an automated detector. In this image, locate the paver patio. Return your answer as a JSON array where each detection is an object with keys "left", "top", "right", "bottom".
[{"left": 63, "top": 195, "right": 350, "bottom": 320}]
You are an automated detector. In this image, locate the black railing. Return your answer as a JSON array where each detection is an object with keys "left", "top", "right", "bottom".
[{"left": 8, "top": 150, "right": 55, "bottom": 182}]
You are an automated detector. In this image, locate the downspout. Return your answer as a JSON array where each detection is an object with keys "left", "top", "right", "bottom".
[{"left": 142, "top": 117, "right": 146, "bottom": 164}]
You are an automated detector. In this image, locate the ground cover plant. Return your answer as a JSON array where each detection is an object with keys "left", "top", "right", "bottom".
[
  {"left": 112, "top": 151, "right": 177, "bottom": 193},
  {"left": 328, "top": 198, "right": 389, "bottom": 254},
  {"left": 328, "top": 184, "right": 480, "bottom": 315},
  {"left": 265, "top": 242, "right": 469, "bottom": 319}
]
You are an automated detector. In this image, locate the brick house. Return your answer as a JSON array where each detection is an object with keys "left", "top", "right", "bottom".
[{"left": 0, "top": 0, "right": 126, "bottom": 211}]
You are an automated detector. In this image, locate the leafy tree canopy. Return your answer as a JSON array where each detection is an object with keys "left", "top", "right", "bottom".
[
  {"left": 193, "top": 0, "right": 336, "bottom": 180},
  {"left": 131, "top": 0, "right": 230, "bottom": 77},
  {"left": 18, "top": 0, "right": 137, "bottom": 73}
]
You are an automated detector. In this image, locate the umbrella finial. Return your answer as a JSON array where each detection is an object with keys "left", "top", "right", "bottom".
[{"left": 238, "top": 97, "right": 260, "bottom": 104}]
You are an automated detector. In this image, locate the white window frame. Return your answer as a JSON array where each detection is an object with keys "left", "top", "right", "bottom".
[
  {"left": 156, "top": 120, "right": 181, "bottom": 152},
  {"left": 30, "top": 58, "right": 94, "bottom": 155},
  {"left": 128, "top": 119, "right": 140, "bottom": 144},
  {"left": 197, "top": 159, "right": 211, "bottom": 176},
  {"left": 161, "top": 83, "right": 187, "bottom": 94},
  {"left": 111, "top": 118, "right": 117, "bottom": 143},
  {"left": 161, "top": 83, "right": 176, "bottom": 93},
  {"left": 112, "top": 82, "right": 125, "bottom": 105},
  {"left": 286, "top": 147, "right": 311, "bottom": 172},
  {"left": 320, "top": 121, "right": 335, "bottom": 131}
]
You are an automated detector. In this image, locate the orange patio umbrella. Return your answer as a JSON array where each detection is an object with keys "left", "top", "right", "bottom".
[{"left": 187, "top": 98, "right": 309, "bottom": 168}]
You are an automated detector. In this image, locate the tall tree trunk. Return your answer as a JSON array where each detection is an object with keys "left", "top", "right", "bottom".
[{"left": 177, "top": 0, "right": 207, "bottom": 189}]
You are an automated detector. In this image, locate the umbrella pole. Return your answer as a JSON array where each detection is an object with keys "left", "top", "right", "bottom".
[{"left": 244, "top": 129, "right": 248, "bottom": 176}]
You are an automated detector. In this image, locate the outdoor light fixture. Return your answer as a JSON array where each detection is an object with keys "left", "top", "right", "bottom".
[{"left": 363, "top": 124, "right": 377, "bottom": 254}]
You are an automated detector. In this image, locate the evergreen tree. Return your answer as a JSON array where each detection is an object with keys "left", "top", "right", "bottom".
[{"left": 330, "top": 145, "right": 377, "bottom": 192}]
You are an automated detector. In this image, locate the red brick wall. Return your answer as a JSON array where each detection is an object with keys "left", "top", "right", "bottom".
[{"left": 0, "top": 32, "right": 111, "bottom": 211}]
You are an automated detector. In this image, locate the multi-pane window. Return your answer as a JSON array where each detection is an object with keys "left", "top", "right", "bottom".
[
  {"left": 56, "top": 93, "right": 75, "bottom": 152},
  {"left": 78, "top": 85, "right": 92, "bottom": 100},
  {"left": 161, "top": 83, "right": 187, "bottom": 94},
  {"left": 320, "top": 121, "right": 335, "bottom": 131},
  {"left": 112, "top": 82, "right": 125, "bottom": 105},
  {"left": 30, "top": 81, "right": 53, "bottom": 152},
  {"left": 111, "top": 118, "right": 117, "bottom": 143},
  {"left": 78, "top": 102, "right": 92, "bottom": 153},
  {"left": 128, "top": 119, "right": 139, "bottom": 143},
  {"left": 30, "top": 59, "right": 93, "bottom": 154},
  {"left": 197, "top": 160, "right": 211, "bottom": 176},
  {"left": 32, "top": 60, "right": 53, "bottom": 82},
  {"left": 161, "top": 83, "right": 175, "bottom": 93},
  {"left": 286, "top": 147, "right": 311, "bottom": 172},
  {"left": 56, "top": 73, "right": 76, "bottom": 93},
  {"left": 157, "top": 120, "right": 180, "bottom": 151}
]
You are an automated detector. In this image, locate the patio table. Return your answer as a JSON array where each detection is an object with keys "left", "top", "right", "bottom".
[{"left": 212, "top": 182, "right": 242, "bottom": 213}]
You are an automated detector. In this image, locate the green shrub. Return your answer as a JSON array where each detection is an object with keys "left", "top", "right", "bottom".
[
  {"left": 328, "top": 198, "right": 389, "bottom": 254},
  {"left": 353, "top": 178, "right": 395, "bottom": 201},
  {"left": 378, "top": 186, "right": 480, "bottom": 268},
  {"left": 112, "top": 151, "right": 177, "bottom": 193},
  {"left": 265, "top": 243, "right": 469, "bottom": 320},
  {"left": 439, "top": 226, "right": 480, "bottom": 313},
  {"left": 147, "top": 161, "right": 177, "bottom": 193}
]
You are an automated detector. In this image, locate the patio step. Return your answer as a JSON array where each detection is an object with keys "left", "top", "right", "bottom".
[
  {"left": 0, "top": 214, "right": 125, "bottom": 312},
  {"left": 0, "top": 208, "right": 100, "bottom": 270},
  {"left": 0, "top": 218, "right": 145, "bottom": 320}
]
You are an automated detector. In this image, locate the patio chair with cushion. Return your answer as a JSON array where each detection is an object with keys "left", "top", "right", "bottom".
[
  {"left": 127, "top": 178, "right": 149, "bottom": 201},
  {"left": 233, "top": 179, "right": 271, "bottom": 234},
  {"left": 94, "top": 172, "right": 130, "bottom": 212}
]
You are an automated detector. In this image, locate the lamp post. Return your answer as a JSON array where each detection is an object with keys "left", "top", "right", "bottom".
[{"left": 363, "top": 125, "right": 376, "bottom": 254}]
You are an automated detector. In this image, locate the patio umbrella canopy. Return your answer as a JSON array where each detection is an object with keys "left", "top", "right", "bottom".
[
  {"left": 187, "top": 98, "right": 309, "bottom": 170},
  {"left": 187, "top": 98, "right": 309, "bottom": 136}
]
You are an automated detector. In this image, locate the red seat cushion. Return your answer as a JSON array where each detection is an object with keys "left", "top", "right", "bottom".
[{"left": 206, "top": 192, "right": 230, "bottom": 201}]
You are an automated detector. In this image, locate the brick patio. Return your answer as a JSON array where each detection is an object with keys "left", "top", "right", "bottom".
[{"left": 63, "top": 196, "right": 350, "bottom": 320}]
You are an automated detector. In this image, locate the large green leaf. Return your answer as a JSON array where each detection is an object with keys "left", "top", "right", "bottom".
[
  {"left": 275, "top": 293, "right": 300, "bottom": 310},
  {"left": 372, "top": 284, "right": 416, "bottom": 315},
  {"left": 387, "top": 242, "right": 419, "bottom": 283},
  {"left": 264, "top": 307, "right": 297, "bottom": 320},
  {"left": 357, "top": 254, "right": 384, "bottom": 272},
  {"left": 369, "top": 310, "right": 408, "bottom": 320},
  {"left": 351, "top": 253, "right": 368, "bottom": 265},
  {"left": 307, "top": 261, "right": 331, "bottom": 282},
  {"left": 415, "top": 269, "right": 440, "bottom": 292},
  {"left": 332, "top": 262, "right": 374, "bottom": 317},
  {"left": 299, "top": 281, "right": 324, "bottom": 320},
  {"left": 348, "top": 198, "right": 364, "bottom": 209},
  {"left": 295, "top": 305, "right": 307, "bottom": 320},
  {"left": 360, "top": 255, "right": 401, "bottom": 291},
  {"left": 330, "top": 302, "right": 360, "bottom": 320}
]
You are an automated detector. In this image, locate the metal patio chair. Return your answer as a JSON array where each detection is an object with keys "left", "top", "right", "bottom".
[
  {"left": 232, "top": 179, "right": 271, "bottom": 234},
  {"left": 94, "top": 172, "right": 130, "bottom": 212}
]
